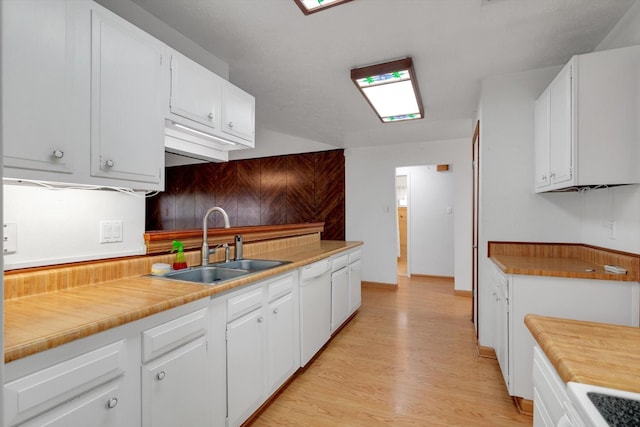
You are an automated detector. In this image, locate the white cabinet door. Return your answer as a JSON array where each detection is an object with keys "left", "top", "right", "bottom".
[
  {"left": 534, "top": 88, "right": 551, "bottom": 191},
  {"left": 331, "top": 267, "right": 349, "bottom": 332},
  {"left": 348, "top": 258, "right": 362, "bottom": 313},
  {"left": 2, "top": 0, "right": 75, "bottom": 177},
  {"left": 267, "top": 292, "right": 296, "bottom": 393},
  {"left": 227, "top": 308, "right": 265, "bottom": 427},
  {"left": 88, "top": 4, "right": 166, "bottom": 188},
  {"left": 18, "top": 380, "right": 124, "bottom": 427},
  {"left": 169, "top": 50, "right": 223, "bottom": 131},
  {"left": 548, "top": 61, "right": 573, "bottom": 187},
  {"left": 141, "top": 337, "right": 210, "bottom": 427},
  {"left": 221, "top": 82, "right": 255, "bottom": 145}
]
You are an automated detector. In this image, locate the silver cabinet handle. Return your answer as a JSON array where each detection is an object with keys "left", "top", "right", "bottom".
[
  {"left": 105, "top": 159, "right": 115, "bottom": 168},
  {"left": 257, "top": 316, "right": 264, "bottom": 323},
  {"left": 208, "top": 112, "right": 214, "bottom": 120},
  {"left": 156, "top": 371, "right": 166, "bottom": 381},
  {"left": 52, "top": 149, "right": 64, "bottom": 159},
  {"left": 228, "top": 121, "right": 234, "bottom": 129},
  {"left": 273, "top": 308, "right": 279, "bottom": 314},
  {"left": 106, "top": 397, "right": 118, "bottom": 409}
]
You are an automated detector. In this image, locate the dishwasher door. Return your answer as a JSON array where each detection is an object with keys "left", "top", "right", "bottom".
[{"left": 299, "top": 259, "right": 331, "bottom": 367}]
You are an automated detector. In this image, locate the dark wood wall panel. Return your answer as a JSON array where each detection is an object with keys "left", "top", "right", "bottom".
[{"left": 146, "top": 149, "right": 345, "bottom": 240}]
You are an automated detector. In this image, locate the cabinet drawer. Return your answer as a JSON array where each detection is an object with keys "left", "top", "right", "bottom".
[
  {"left": 142, "top": 308, "right": 208, "bottom": 363},
  {"left": 332, "top": 254, "right": 348, "bottom": 271},
  {"left": 4, "top": 340, "right": 127, "bottom": 426},
  {"left": 267, "top": 273, "right": 295, "bottom": 303},
  {"left": 348, "top": 250, "right": 362, "bottom": 263},
  {"left": 227, "top": 286, "right": 264, "bottom": 322}
]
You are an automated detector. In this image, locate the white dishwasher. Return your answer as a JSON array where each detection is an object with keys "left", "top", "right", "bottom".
[{"left": 299, "top": 258, "right": 332, "bottom": 367}]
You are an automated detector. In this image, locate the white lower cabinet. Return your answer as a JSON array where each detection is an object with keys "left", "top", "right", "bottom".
[
  {"left": 348, "top": 249, "right": 362, "bottom": 313},
  {"left": 331, "top": 254, "right": 350, "bottom": 332},
  {"left": 225, "top": 272, "right": 298, "bottom": 427},
  {"left": 140, "top": 308, "right": 211, "bottom": 427},
  {"left": 491, "top": 262, "right": 640, "bottom": 401},
  {"left": 4, "top": 298, "right": 211, "bottom": 427}
]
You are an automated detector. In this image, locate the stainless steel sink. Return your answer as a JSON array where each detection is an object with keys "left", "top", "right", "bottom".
[
  {"left": 162, "top": 266, "right": 249, "bottom": 285},
  {"left": 214, "top": 259, "right": 290, "bottom": 272}
]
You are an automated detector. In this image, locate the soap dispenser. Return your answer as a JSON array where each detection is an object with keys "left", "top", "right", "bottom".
[{"left": 171, "top": 240, "right": 188, "bottom": 270}]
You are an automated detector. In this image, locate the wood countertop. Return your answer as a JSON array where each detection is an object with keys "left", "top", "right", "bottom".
[
  {"left": 525, "top": 314, "right": 640, "bottom": 393},
  {"left": 489, "top": 242, "right": 640, "bottom": 282},
  {"left": 5, "top": 240, "right": 362, "bottom": 363}
]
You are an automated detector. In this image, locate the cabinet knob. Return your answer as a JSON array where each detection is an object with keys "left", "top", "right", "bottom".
[
  {"left": 257, "top": 316, "right": 263, "bottom": 323},
  {"left": 541, "top": 174, "right": 547, "bottom": 181},
  {"left": 105, "top": 159, "right": 115, "bottom": 168},
  {"left": 106, "top": 397, "right": 118, "bottom": 409},
  {"left": 550, "top": 172, "right": 556, "bottom": 178},
  {"left": 208, "top": 112, "right": 214, "bottom": 121},
  {"left": 273, "top": 308, "right": 279, "bottom": 314},
  {"left": 156, "top": 371, "right": 166, "bottom": 381},
  {"left": 52, "top": 149, "right": 64, "bottom": 159},
  {"left": 228, "top": 121, "right": 234, "bottom": 129}
]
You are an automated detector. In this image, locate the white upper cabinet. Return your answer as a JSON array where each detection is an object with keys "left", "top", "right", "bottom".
[
  {"left": 534, "top": 45, "right": 640, "bottom": 192},
  {"left": 166, "top": 49, "right": 255, "bottom": 160},
  {"left": 169, "top": 51, "right": 223, "bottom": 132},
  {"left": 2, "top": 0, "right": 167, "bottom": 191},
  {"left": 86, "top": 3, "right": 167, "bottom": 188},
  {"left": 221, "top": 83, "right": 256, "bottom": 146},
  {"left": 2, "top": 0, "right": 76, "bottom": 178}
]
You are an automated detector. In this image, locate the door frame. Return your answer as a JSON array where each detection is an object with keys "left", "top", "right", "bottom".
[{"left": 471, "top": 120, "right": 480, "bottom": 335}]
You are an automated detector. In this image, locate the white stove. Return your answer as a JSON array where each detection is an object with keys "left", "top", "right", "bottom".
[{"left": 567, "top": 382, "right": 640, "bottom": 427}]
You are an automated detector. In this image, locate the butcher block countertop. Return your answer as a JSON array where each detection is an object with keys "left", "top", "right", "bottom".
[
  {"left": 489, "top": 242, "right": 640, "bottom": 282},
  {"left": 4, "top": 240, "right": 362, "bottom": 363},
  {"left": 525, "top": 314, "right": 640, "bottom": 394}
]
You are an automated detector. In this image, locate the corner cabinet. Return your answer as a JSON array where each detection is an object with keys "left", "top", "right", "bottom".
[
  {"left": 534, "top": 45, "right": 640, "bottom": 192},
  {"left": 490, "top": 262, "right": 639, "bottom": 402}
]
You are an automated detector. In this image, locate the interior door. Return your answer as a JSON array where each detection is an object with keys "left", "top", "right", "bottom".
[{"left": 472, "top": 120, "right": 480, "bottom": 333}]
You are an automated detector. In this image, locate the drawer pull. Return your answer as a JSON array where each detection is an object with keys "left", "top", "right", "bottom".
[{"left": 156, "top": 371, "right": 166, "bottom": 381}]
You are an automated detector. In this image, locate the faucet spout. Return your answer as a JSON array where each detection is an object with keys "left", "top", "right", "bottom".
[{"left": 202, "top": 207, "right": 231, "bottom": 266}]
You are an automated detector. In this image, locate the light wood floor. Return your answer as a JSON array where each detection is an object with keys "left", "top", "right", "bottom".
[{"left": 250, "top": 276, "right": 532, "bottom": 426}]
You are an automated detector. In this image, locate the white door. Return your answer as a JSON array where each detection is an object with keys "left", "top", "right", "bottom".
[
  {"left": 227, "top": 309, "right": 265, "bottom": 427},
  {"left": 534, "top": 89, "right": 551, "bottom": 190},
  {"left": 267, "top": 293, "right": 296, "bottom": 393},
  {"left": 89, "top": 5, "right": 165, "bottom": 186},
  {"left": 331, "top": 267, "right": 349, "bottom": 332},
  {"left": 141, "top": 337, "right": 210, "bottom": 427},
  {"left": 349, "top": 259, "right": 362, "bottom": 313},
  {"left": 549, "top": 62, "right": 573, "bottom": 187},
  {"left": 221, "top": 82, "right": 255, "bottom": 144}
]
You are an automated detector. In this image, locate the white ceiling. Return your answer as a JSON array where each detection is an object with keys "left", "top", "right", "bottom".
[{"left": 132, "top": 0, "right": 635, "bottom": 148}]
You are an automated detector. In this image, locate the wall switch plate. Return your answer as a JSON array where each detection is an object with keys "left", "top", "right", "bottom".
[
  {"left": 100, "top": 220, "right": 123, "bottom": 244},
  {"left": 4, "top": 223, "right": 17, "bottom": 254}
]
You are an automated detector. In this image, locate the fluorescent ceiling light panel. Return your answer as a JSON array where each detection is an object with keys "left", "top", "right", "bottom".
[
  {"left": 294, "top": 0, "right": 354, "bottom": 15},
  {"left": 351, "top": 57, "right": 424, "bottom": 123}
]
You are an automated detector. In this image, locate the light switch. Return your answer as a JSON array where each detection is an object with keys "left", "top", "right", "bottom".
[
  {"left": 4, "top": 223, "right": 17, "bottom": 254},
  {"left": 100, "top": 220, "right": 123, "bottom": 243}
]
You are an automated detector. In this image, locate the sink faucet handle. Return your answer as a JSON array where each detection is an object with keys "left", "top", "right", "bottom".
[{"left": 235, "top": 235, "right": 243, "bottom": 261}]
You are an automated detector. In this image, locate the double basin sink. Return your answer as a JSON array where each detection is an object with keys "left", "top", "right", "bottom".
[{"left": 160, "top": 259, "right": 290, "bottom": 285}]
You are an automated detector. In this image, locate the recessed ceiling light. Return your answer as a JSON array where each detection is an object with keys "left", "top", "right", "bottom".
[
  {"left": 293, "top": 0, "right": 354, "bottom": 15},
  {"left": 351, "top": 57, "right": 424, "bottom": 123}
]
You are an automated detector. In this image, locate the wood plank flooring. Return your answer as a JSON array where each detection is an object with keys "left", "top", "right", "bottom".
[{"left": 250, "top": 275, "right": 532, "bottom": 426}]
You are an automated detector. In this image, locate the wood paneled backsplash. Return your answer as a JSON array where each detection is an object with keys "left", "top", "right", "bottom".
[{"left": 146, "top": 150, "right": 345, "bottom": 240}]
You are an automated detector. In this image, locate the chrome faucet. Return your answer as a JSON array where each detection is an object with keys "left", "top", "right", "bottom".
[{"left": 202, "top": 207, "right": 230, "bottom": 266}]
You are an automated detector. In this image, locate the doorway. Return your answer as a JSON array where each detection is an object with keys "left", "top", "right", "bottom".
[{"left": 396, "top": 165, "right": 455, "bottom": 279}]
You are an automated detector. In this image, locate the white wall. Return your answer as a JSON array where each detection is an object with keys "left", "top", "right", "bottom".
[
  {"left": 345, "top": 137, "right": 471, "bottom": 290},
  {"left": 397, "top": 165, "right": 455, "bottom": 277},
  {"left": 3, "top": 184, "right": 146, "bottom": 270}
]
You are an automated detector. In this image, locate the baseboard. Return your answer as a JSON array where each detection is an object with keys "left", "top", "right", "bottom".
[
  {"left": 476, "top": 344, "right": 496, "bottom": 359},
  {"left": 454, "top": 289, "right": 472, "bottom": 298},
  {"left": 362, "top": 281, "right": 397, "bottom": 289},
  {"left": 513, "top": 396, "right": 534, "bottom": 416},
  {"left": 410, "top": 274, "right": 454, "bottom": 281}
]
